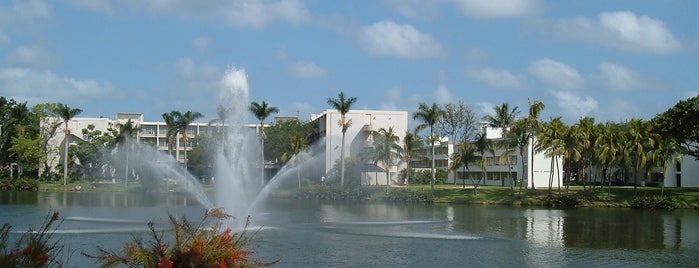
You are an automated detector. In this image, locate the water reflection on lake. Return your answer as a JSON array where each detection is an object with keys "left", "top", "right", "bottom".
[{"left": 1, "top": 191, "right": 697, "bottom": 267}]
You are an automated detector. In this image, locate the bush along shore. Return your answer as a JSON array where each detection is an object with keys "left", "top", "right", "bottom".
[
  {"left": 6, "top": 180, "right": 699, "bottom": 210},
  {"left": 282, "top": 185, "right": 699, "bottom": 210}
]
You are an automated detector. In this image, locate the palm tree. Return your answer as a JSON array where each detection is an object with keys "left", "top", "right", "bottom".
[
  {"left": 281, "top": 134, "right": 308, "bottom": 188},
  {"left": 484, "top": 103, "right": 520, "bottom": 191},
  {"left": 526, "top": 100, "right": 545, "bottom": 190},
  {"left": 413, "top": 102, "right": 446, "bottom": 196},
  {"left": 450, "top": 142, "right": 479, "bottom": 191},
  {"left": 474, "top": 132, "right": 490, "bottom": 193},
  {"left": 249, "top": 101, "right": 279, "bottom": 184},
  {"left": 573, "top": 117, "right": 596, "bottom": 190},
  {"left": 327, "top": 92, "right": 357, "bottom": 186},
  {"left": 115, "top": 119, "right": 140, "bottom": 188},
  {"left": 208, "top": 105, "right": 231, "bottom": 151},
  {"left": 162, "top": 111, "right": 181, "bottom": 158},
  {"left": 372, "top": 127, "right": 402, "bottom": 186},
  {"left": 648, "top": 136, "right": 682, "bottom": 198},
  {"left": 401, "top": 131, "right": 424, "bottom": 186},
  {"left": 539, "top": 117, "right": 567, "bottom": 195},
  {"left": 596, "top": 122, "right": 624, "bottom": 197},
  {"left": 54, "top": 103, "right": 82, "bottom": 186},
  {"left": 627, "top": 119, "right": 657, "bottom": 196},
  {"left": 174, "top": 111, "right": 204, "bottom": 170},
  {"left": 509, "top": 119, "right": 530, "bottom": 193}
]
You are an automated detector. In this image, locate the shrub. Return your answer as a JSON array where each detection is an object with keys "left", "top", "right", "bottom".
[
  {"left": 89, "top": 208, "right": 276, "bottom": 267},
  {"left": 293, "top": 185, "right": 372, "bottom": 201},
  {"left": 630, "top": 196, "right": 679, "bottom": 210},
  {"left": 0, "top": 178, "right": 39, "bottom": 191},
  {"left": 0, "top": 211, "right": 63, "bottom": 267},
  {"left": 543, "top": 193, "right": 581, "bottom": 208},
  {"left": 384, "top": 188, "right": 432, "bottom": 203}
]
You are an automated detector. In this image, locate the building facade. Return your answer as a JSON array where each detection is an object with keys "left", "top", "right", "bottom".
[{"left": 310, "top": 109, "right": 409, "bottom": 186}]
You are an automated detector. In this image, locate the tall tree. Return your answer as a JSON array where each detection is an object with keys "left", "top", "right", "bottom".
[
  {"left": 509, "top": 119, "right": 530, "bottom": 193},
  {"left": 539, "top": 117, "right": 567, "bottom": 195},
  {"left": 473, "top": 132, "right": 490, "bottom": 193},
  {"left": 525, "top": 99, "right": 545, "bottom": 190},
  {"left": 115, "top": 119, "right": 140, "bottom": 188},
  {"left": 162, "top": 111, "right": 179, "bottom": 158},
  {"left": 652, "top": 95, "right": 699, "bottom": 159},
  {"left": 174, "top": 111, "right": 204, "bottom": 170},
  {"left": 372, "top": 127, "right": 402, "bottom": 186},
  {"left": 413, "top": 102, "right": 446, "bottom": 196},
  {"left": 449, "top": 142, "right": 479, "bottom": 191},
  {"left": 484, "top": 103, "right": 520, "bottom": 192},
  {"left": 595, "top": 122, "right": 624, "bottom": 196},
  {"left": 326, "top": 92, "right": 357, "bottom": 186},
  {"left": 437, "top": 100, "right": 477, "bottom": 143},
  {"left": 401, "top": 131, "right": 424, "bottom": 186},
  {"left": 249, "top": 101, "right": 279, "bottom": 184},
  {"left": 573, "top": 117, "right": 596, "bottom": 190},
  {"left": 648, "top": 136, "right": 682, "bottom": 197},
  {"left": 54, "top": 103, "right": 82, "bottom": 185},
  {"left": 627, "top": 119, "right": 656, "bottom": 196}
]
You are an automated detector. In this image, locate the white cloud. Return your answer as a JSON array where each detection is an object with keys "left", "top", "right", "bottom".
[
  {"left": 359, "top": 20, "right": 445, "bottom": 59},
  {"left": 5, "top": 46, "right": 56, "bottom": 68},
  {"left": 552, "top": 91, "right": 598, "bottom": 119},
  {"left": 287, "top": 60, "right": 327, "bottom": 78},
  {"left": 466, "top": 66, "right": 523, "bottom": 88},
  {"left": 433, "top": 85, "right": 452, "bottom": 104},
  {"left": 143, "top": 0, "right": 310, "bottom": 28},
  {"left": 383, "top": 0, "right": 441, "bottom": 18},
  {"left": 475, "top": 102, "right": 495, "bottom": 118},
  {"left": 529, "top": 58, "right": 584, "bottom": 90},
  {"left": 452, "top": 0, "right": 542, "bottom": 19},
  {"left": 0, "top": 67, "right": 117, "bottom": 104},
  {"left": 606, "top": 99, "right": 639, "bottom": 122},
  {"left": 191, "top": 37, "right": 210, "bottom": 51},
  {"left": 0, "top": 0, "right": 52, "bottom": 43},
  {"left": 598, "top": 62, "right": 643, "bottom": 90},
  {"left": 174, "top": 58, "right": 222, "bottom": 90},
  {"left": 546, "top": 11, "right": 682, "bottom": 54}
]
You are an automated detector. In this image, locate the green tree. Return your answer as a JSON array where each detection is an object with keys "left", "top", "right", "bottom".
[
  {"left": 69, "top": 124, "right": 116, "bottom": 181},
  {"left": 371, "top": 127, "right": 402, "bottom": 186},
  {"left": 326, "top": 92, "right": 358, "bottom": 186},
  {"left": 572, "top": 117, "right": 596, "bottom": 189},
  {"left": 652, "top": 95, "right": 699, "bottom": 158},
  {"left": 648, "top": 135, "right": 682, "bottom": 197},
  {"left": 54, "top": 103, "right": 82, "bottom": 185},
  {"left": 484, "top": 103, "right": 520, "bottom": 191},
  {"left": 114, "top": 119, "right": 140, "bottom": 188},
  {"left": 161, "top": 111, "right": 179, "bottom": 158},
  {"left": 626, "top": 119, "right": 657, "bottom": 195},
  {"left": 173, "top": 111, "right": 204, "bottom": 170},
  {"left": 249, "top": 101, "right": 279, "bottom": 183},
  {"left": 437, "top": 100, "right": 477, "bottom": 143},
  {"left": 449, "top": 142, "right": 479, "bottom": 191},
  {"left": 265, "top": 119, "right": 313, "bottom": 164},
  {"left": 401, "top": 131, "right": 424, "bottom": 186},
  {"left": 32, "top": 103, "right": 62, "bottom": 178},
  {"left": 525, "top": 99, "right": 545, "bottom": 190},
  {"left": 539, "top": 117, "right": 567, "bottom": 195},
  {"left": 413, "top": 102, "right": 445, "bottom": 196},
  {"left": 595, "top": 122, "right": 625, "bottom": 196},
  {"left": 473, "top": 132, "right": 490, "bottom": 192},
  {"left": 8, "top": 136, "right": 41, "bottom": 177}
]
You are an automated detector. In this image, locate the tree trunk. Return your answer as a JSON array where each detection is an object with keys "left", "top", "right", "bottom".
[
  {"left": 340, "top": 132, "right": 346, "bottom": 186},
  {"left": 63, "top": 125, "right": 69, "bottom": 186}
]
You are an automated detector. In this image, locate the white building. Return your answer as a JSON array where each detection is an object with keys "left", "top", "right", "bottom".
[
  {"left": 436, "top": 125, "right": 563, "bottom": 189},
  {"left": 310, "top": 109, "right": 409, "bottom": 186}
]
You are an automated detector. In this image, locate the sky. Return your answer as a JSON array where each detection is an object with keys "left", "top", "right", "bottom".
[{"left": 1, "top": 0, "right": 697, "bottom": 127}]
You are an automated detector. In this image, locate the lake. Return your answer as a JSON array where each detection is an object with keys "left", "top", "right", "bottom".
[{"left": 1, "top": 191, "right": 697, "bottom": 267}]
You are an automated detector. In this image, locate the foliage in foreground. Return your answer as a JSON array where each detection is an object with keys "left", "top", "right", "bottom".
[
  {"left": 90, "top": 208, "right": 276, "bottom": 268},
  {"left": 385, "top": 188, "right": 433, "bottom": 203},
  {"left": 0, "top": 211, "right": 63, "bottom": 267}
]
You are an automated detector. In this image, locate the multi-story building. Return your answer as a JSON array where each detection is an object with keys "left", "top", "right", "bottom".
[
  {"left": 310, "top": 109, "right": 409, "bottom": 186},
  {"left": 42, "top": 113, "right": 260, "bottom": 176}
]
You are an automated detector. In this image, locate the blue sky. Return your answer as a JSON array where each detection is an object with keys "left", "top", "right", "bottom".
[{"left": 1, "top": 0, "right": 697, "bottom": 126}]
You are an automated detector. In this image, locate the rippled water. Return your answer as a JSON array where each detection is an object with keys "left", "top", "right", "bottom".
[{"left": 1, "top": 191, "right": 697, "bottom": 267}]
